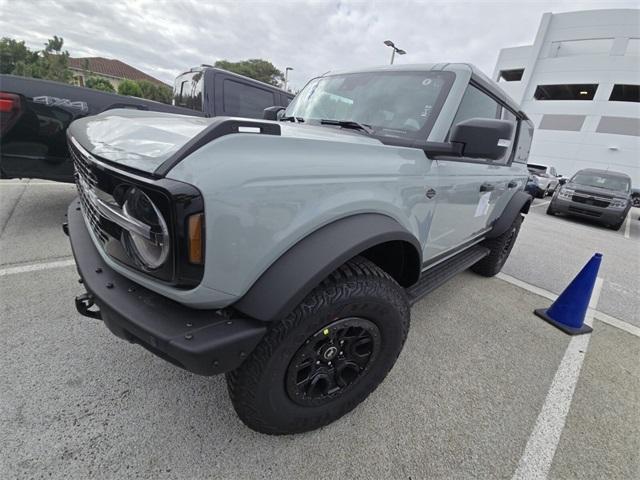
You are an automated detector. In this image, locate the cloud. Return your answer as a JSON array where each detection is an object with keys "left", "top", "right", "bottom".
[{"left": 1, "top": 0, "right": 637, "bottom": 91}]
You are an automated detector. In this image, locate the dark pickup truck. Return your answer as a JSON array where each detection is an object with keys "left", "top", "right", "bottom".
[{"left": 0, "top": 68, "right": 293, "bottom": 182}]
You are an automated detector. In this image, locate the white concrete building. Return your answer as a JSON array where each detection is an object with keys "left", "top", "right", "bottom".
[{"left": 493, "top": 9, "right": 640, "bottom": 186}]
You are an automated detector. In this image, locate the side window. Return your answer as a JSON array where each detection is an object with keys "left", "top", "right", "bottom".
[
  {"left": 513, "top": 120, "right": 533, "bottom": 164},
  {"left": 451, "top": 84, "right": 517, "bottom": 164},
  {"left": 451, "top": 84, "right": 501, "bottom": 127},
  {"left": 173, "top": 72, "right": 203, "bottom": 111},
  {"left": 223, "top": 80, "right": 276, "bottom": 118}
]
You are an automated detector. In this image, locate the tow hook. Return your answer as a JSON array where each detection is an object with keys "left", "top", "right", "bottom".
[{"left": 75, "top": 292, "right": 102, "bottom": 320}]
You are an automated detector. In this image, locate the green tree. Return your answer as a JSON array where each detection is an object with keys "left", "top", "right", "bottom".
[
  {"left": 134, "top": 79, "right": 172, "bottom": 104},
  {"left": 0, "top": 37, "right": 38, "bottom": 74},
  {"left": 214, "top": 59, "right": 284, "bottom": 86},
  {"left": 117, "top": 79, "right": 143, "bottom": 97},
  {"left": 10, "top": 35, "right": 71, "bottom": 82},
  {"left": 85, "top": 77, "right": 115, "bottom": 92}
]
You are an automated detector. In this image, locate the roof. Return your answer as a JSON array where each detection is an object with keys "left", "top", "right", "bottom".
[
  {"left": 68, "top": 57, "right": 167, "bottom": 87},
  {"left": 576, "top": 168, "right": 632, "bottom": 178}
]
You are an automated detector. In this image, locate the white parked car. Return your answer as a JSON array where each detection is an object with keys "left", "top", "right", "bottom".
[{"left": 526, "top": 163, "right": 560, "bottom": 198}]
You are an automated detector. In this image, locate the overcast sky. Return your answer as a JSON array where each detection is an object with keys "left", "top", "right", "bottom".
[{"left": 1, "top": 0, "right": 637, "bottom": 90}]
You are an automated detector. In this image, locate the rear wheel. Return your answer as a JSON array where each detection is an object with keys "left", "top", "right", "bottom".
[
  {"left": 471, "top": 214, "right": 523, "bottom": 277},
  {"left": 226, "top": 256, "right": 410, "bottom": 434}
]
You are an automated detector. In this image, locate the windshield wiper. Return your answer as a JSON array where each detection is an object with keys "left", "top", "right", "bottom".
[
  {"left": 319, "top": 119, "right": 374, "bottom": 135},
  {"left": 279, "top": 116, "right": 305, "bottom": 123}
]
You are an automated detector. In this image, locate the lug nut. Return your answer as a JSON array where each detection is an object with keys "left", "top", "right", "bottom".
[
  {"left": 316, "top": 361, "right": 321, "bottom": 365},
  {"left": 95, "top": 268, "right": 102, "bottom": 273},
  {"left": 184, "top": 334, "right": 193, "bottom": 340},
  {"left": 127, "top": 287, "right": 136, "bottom": 293},
  {"left": 186, "top": 322, "right": 193, "bottom": 327},
  {"left": 106, "top": 283, "right": 114, "bottom": 289}
]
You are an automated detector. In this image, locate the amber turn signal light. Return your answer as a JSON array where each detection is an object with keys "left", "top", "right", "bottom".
[{"left": 187, "top": 213, "right": 204, "bottom": 264}]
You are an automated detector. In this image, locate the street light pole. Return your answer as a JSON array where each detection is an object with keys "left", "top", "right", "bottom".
[
  {"left": 284, "top": 67, "right": 293, "bottom": 92},
  {"left": 384, "top": 40, "right": 407, "bottom": 65}
]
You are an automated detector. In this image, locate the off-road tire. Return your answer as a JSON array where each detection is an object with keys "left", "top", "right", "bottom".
[
  {"left": 226, "top": 256, "right": 410, "bottom": 435},
  {"left": 471, "top": 214, "right": 523, "bottom": 277}
]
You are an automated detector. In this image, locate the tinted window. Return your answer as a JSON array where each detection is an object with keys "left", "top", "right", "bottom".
[
  {"left": 534, "top": 84, "right": 597, "bottom": 100},
  {"left": 173, "top": 72, "right": 203, "bottom": 111},
  {"left": 498, "top": 69, "right": 524, "bottom": 82},
  {"left": 223, "top": 80, "right": 276, "bottom": 118},
  {"left": 539, "top": 114, "right": 586, "bottom": 131},
  {"left": 609, "top": 84, "right": 640, "bottom": 103},
  {"left": 596, "top": 116, "right": 640, "bottom": 137}
]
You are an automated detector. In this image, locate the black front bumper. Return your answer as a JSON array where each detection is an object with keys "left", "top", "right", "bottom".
[{"left": 66, "top": 199, "right": 267, "bottom": 376}]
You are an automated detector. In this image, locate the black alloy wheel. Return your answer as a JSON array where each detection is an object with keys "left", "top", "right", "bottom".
[{"left": 286, "top": 317, "right": 381, "bottom": 406}]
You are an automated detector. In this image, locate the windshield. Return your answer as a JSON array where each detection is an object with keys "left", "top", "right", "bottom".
[
  {"left": 285, "top": 71, "right": 454, "bottom": 141},
  {"left": 571, "top": 172, "right": 631, "bottom": 192}
]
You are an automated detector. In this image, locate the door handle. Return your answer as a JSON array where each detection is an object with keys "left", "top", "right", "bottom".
[
  {"left": 508, "top": 181, "right": 518, "bottom": 188},
  {"left": 479, "top": 183, "right": 495, "bottom": 192}
]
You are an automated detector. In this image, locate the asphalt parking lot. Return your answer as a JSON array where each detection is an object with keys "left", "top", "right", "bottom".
[{"left": 1, "top": 180, "right": 639, "bottom": 480}]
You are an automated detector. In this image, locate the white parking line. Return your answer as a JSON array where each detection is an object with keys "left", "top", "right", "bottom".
[
  {"left": 497, "top": 273, "right": 639, "bottom": 338},
  {"left": 530, "top": 200, "right": 551, "bottom": 208},
  {"left": 0, "top": 259, "right": 76, "bottom": 277},
  {"left": 511, "top": 277, "right": 602, "bottom": 480},
  {"left": 623, "top": 214, "right": 631, "bottom": 239}
]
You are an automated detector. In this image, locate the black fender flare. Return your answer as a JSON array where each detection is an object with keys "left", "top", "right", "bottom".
[
  {"left": 486, "top": 190, "right": 532, "bottom": 239},
  {"left": 234, "top": 213, "right": 422, "bottom": 322}
]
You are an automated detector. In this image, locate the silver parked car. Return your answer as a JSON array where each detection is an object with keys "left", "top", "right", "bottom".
[
  {"left": 65, "top": 63, "right": 534, "bottom": 434},
  {"left": 525, "top": 163, "right": 560, "bottom": 198}
]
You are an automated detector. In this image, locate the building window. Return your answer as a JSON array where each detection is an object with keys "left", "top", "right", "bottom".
[
  {"left": 534, "top": 84, "right": 598, "bottom": 100},
  {"left": 596, "top": 116, "right": 640, "bottom": 137},
  {"left": 550, "top": 38, "right": 614, "bottom": 57},
  {"left": 626, "top": 38, "right": 640, "bottom": 56},
  {"left": 609, "top": 84, "right": 640, "bottom": 103},
  {"left": 498, "top": 69, "right": 524, "bottom": 82},
  {"left": 538, "top": 114, "right": 586, "bottom": 132}
]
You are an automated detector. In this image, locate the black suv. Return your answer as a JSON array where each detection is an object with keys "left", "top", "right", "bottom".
[{"left": 547, "top": 168, "right": 632, "bottom": 230}]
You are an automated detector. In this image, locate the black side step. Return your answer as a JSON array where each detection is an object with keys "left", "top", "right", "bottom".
[{"left": 406, "top": 245, "right": 490, "bottom": 305}]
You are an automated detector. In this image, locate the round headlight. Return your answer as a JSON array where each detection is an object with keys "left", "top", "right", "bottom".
[{"left": 121, "top": 188, "right": 170, "bottom": 270}]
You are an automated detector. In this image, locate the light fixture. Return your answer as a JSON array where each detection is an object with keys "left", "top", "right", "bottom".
[{"left": 579, "top": 91, "right": 588, "bottom": 95}]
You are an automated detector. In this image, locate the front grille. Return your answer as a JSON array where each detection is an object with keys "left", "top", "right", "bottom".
[
  {"left": 69, "top": 140, "right": 109, "bottom": 245},
  {"left": 571, "top": 191, "right": 610, "bottom": 208}
]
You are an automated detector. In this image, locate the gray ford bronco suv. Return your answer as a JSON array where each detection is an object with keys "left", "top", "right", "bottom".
[{"left": 65, "top": 64, "right": 534, "bottom": 434}]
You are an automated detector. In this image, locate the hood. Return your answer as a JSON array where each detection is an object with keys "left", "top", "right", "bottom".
[
  {"left": 69, "top": 109, "right": 384, "bottom": 175},
  {"left": 68, "top": 109, "right": 214, "bottom": 173}
]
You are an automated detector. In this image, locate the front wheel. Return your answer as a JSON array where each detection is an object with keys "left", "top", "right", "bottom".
[
  {"left": 471, "top": 214, "right": 523, "bottom": 277},
  {"left": 226, "top": 256, "right": 410, "bottom": 434}
]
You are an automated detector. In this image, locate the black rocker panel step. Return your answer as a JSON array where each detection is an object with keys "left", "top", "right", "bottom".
[{"left": 406, "top": 245, "right": 490, "bottom": 305}]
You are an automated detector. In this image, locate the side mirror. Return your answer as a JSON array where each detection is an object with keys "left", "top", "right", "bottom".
[
  {"left": 263, "top": 106, "right": 285, "bottom": 121},
  {"left": 449, "top": 118, "right": 515, "bottom": 160}
]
